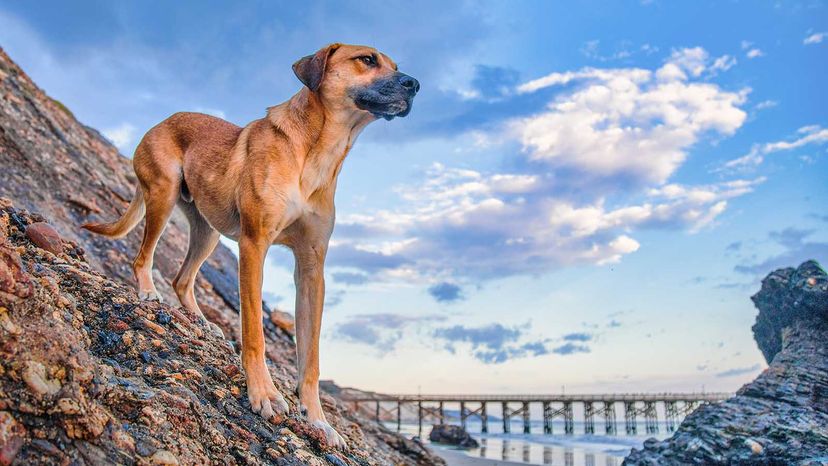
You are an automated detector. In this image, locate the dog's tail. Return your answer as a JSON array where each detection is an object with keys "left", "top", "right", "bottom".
[{"left": 82, "top": 186, "right": 145, "bottom": 238}]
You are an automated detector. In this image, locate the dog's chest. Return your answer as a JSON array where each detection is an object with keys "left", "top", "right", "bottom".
[
  {"left": 283, "top": 185, "right": 313, "bottom": 222},
  {"left": 283, "top": 145, "right": 345, "bottom": 220},
  {"left": 302, "top": 138, "right": 350, "bottom": 192}
]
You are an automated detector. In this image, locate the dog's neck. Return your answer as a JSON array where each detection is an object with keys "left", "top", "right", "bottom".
[{"left": 268, "top": 88, "right": 374, "bottom": 199}]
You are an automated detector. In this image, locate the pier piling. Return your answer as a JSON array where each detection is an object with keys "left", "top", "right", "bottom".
[
  {"left": 522, "top": 402, "right": 530, "bottom": 434},
  {"left": 481, "top": 403, "right": 488, "bottom": 433},
  {"left": 644, "top": 401, "right": 658, "bottom": 434},
  {"left": 584, "top": 402, "right": 596, "bottom": 434},
  {"left": 502, "top": 402, "right": 510, "bottom": 433}
]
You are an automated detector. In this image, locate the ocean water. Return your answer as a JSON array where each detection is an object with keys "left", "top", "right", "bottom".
[{"left": 385, "top": 419, "right": 668, "bottom": 466}]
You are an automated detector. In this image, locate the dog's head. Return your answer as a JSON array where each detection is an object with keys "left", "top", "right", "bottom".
[{"left": 293, "top": 43, "right": 419, "bottom": 121}]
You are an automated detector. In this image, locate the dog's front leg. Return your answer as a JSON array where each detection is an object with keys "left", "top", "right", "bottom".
[
  {"left": 293, "top": 241, "right": 346, "bottom": 449},
  {"left": 239, "top": 232, "right": 289, "bottom": 420}
]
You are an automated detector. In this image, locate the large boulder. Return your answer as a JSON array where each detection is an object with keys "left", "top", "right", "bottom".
[
  {"left": 751, "top": 260, "right": 828, "bottom": 363},
  {"left": 624, "top": 260, "right": 828, "bottom": 466},
  {"left": 428, "top": 424, "right": 479, "bottom": 448},
  {"left": 0, "top": 200, "right": 445, "bottom": 465}
]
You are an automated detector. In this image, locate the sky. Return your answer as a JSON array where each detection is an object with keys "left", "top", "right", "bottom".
[{"left": 1, "top": 0, "right": 826, "bottom": 395}]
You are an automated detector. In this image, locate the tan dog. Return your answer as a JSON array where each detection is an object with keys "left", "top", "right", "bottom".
[{"left": 82, "top": 43, "right": 419, "bottom": 448}]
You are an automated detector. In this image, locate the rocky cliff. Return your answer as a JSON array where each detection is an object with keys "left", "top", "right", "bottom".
[
  {"left": 0, "top": 47, "right": 442, "bottom": 465},
  {"left": 624, "top": 260, "right": 828, "bottom": 466}
]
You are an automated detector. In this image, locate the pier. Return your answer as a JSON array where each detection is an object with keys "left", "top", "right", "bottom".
[{"left": 342, "top": 393, "right": 730, "bottom": 436}]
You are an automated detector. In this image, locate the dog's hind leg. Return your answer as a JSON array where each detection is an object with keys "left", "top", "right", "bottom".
[
  {"left": 173, "top": 201, "right": 221, "bottom": 331},
  {"left": 131, "top": 144, "right": 182, "bottom": 302},
  {"left": 132, "top": 182, "right": 178, "bottom": 301}
]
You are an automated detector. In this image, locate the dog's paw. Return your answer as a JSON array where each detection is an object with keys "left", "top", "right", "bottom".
[
  {"left": 138, "top": 289, "right": 163, "bottom": 302},
  {"left": 248, "top": 380, "right": 289, "bottom": 421},
  {"left": 312, "top": 419, "right": 347, "bottom": 450}
]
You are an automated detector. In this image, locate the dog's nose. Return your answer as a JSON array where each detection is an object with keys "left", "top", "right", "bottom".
[{"left": 398, "top": 74, "right": 420, "bottom": 95}]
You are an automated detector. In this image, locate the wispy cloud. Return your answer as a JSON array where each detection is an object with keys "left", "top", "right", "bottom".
[
  {"left": 552, "top": 342, "right": 591, "bottom": 355},
  {"left": 754, "top": 100, "right": 778, "bottom": 111},
  {"left": 579, "top": 39, "right": 640, "bottom": 62},
  {"left": 262, "top": 291, "right": 283, "bottom": 305},
  {"left": 428, "top": 282, "right": 464, "bottom": 303},
  {"left": 430, "top": 324, "right": 603, "bottom": 363},
  {"left": 740, "top": 40, "right": 764, "bottom": 59},
  {"left": 325, "top": 289, "right": 346, "bottom": 307},
  {"left": 746, "top": 48, "right": 764, "bottom": 59},
  {"left": 102, "top": 123, "right": 136, "bottom": 152},
  {"left": 803, "top": 32, "right": 826, "bottom": 45},
  {"left": 433, "top": 323, "right": 551, "bottom": 364},
  {"left": 734, "top": 228, "right": 828, "bottom": 277},
  {"left": 336, "top": 313, "right": 446, "bottom": 353},
  {"left": 721, "top": 125, "right": 828, "bottom": 171},
  {"left": 333, "top": 169, "right": 762, "bottom": 282},
  {"left": 562, "top": 332, "right": 593, "bottom": 342},
  {"left": 331, "top": 271, "right": 369, "bottom": 286},
  {"left": 715, "top": 364, "right": 761, "bottom": 378}
]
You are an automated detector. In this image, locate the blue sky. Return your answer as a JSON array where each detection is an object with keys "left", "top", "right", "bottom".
[{"left": 2, "top": 1, "right": 826, "bottom": 394}]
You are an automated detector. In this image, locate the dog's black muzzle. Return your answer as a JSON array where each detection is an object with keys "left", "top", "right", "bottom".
[{"left": 349, "top": 73, "right": 420, "bottom": 120}]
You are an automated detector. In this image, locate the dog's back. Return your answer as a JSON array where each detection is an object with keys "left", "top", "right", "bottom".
[{"left": 83, "top": 112, "right": 241, "bottom": 237}]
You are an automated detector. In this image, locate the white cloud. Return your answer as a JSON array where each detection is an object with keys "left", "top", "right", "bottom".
[
  {"left": 803, "top": 32, "right": 826, "bottom": 45},
  {"left": 579, "top": 39, "right": 637, "bottom": 62},
  {"left": 333, "top": 161, "right": 763, "bottom": 281},
  {"left": 103, "top": 123, "right": 137, "bottom": 151},
  {"left": 330, "top": 47, "right": 758, "bottom": 284},
  {"left": 512, "top": 48, "right": 748, "bottom": 185},
  {"left": 740, "top": 41, "right": 764, "bottom": 59},
  {"left": 755, "top": 100, "right": 778, "bottom": 110},
  {"left": 517, "top": 68, "right": 648, "bottom": 94},
  {"left": 667, "top": 47, "right": 708, "bottom": 77},
  {"left": 746, "top": 48, "right": 764, "bottom": 59},
  {"left": 721, "top": 125, "right": 828, "bottom": 170},
  {"left": 710, "top": 55, "right": 737, "bottom": 73}
]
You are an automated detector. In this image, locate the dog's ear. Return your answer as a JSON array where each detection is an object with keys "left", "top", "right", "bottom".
[{"left": 293, "top": 43, "right": 341, "bottom": 92}]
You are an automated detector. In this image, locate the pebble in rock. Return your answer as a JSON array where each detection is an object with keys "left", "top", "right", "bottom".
[
  {"left": 156, "top": 310, "right": 172, "bottom": 325},
  {"left": 325, "top": 454, "right": 347, "bottom": 466},
  {"left": 744, "top": 438, "right": 763, "bottom": 455},
  {"left": 0, "top": 411, "right": 25, "bottom": 465},
  {"left": 25, "top": 222, "right": 63, "bottom": 255},
  {"left": 150, "top": 449, "right": 179, "bottom": 465},
  {"left": 22, "top": 361, "right": 61, "bottom": 396}
]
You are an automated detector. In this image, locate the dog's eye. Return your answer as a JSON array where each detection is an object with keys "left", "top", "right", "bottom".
[{"left": 357, "top": 55, "right": 377, "bottom": 67}]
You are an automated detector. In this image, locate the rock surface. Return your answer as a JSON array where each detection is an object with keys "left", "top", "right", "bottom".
[
  {"left": 624, "top": 260, "right": 828, "bottom": 466},
  {"left": 0, "top": 46, "right": 443, "bottom": 465},
  {"left": 428, "top": 425, "right": 479, "bottom": 449}
]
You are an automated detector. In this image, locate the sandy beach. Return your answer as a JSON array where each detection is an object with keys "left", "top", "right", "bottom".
[{"left": 434, "top": 449, "right": 529, "bottom": 466}]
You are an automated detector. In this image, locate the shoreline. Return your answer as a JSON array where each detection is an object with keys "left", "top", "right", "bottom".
[
  {"left": 433, "top": 448, "right": 529, "bottom": 466},
  {"left": 387, "top": 420, "right": 645, "bottom": 466}
]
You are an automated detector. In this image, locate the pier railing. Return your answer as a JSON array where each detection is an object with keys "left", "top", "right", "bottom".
[{"left": 341, "top": 392, "right": 731, "bottom": 436}]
